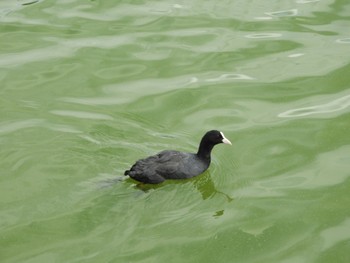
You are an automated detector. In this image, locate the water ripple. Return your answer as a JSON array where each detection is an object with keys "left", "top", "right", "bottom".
[
  {"left": 237, "top": 145, "right": 350, "bottom": 197},
  {"left": 60, "top": 97, "right": 128, "bottom": 106},
  {"left": 0, "top": 35, "right": 133, "bottom": 67},
  {"left": 205, "top": 73, "right": 253, "bottom": 82},
  {"left": 50, "top": 110, "right": 113, "bottom": 120},
  {"left": 94, "top": 64, "right": 148, "bottom": 80},
  {"left": 278, "top": 94, "right": 350, "bottom": 118},
  {"left": 245, "top": 33, "right": 282, "bottom": 39},
  {"left": 22, "top": 1, "right": 40, "bottom": 6},
  {"left": 45, "top": 123, "right": 82, "bottom": 134},
  {"left": 336, "top": 38, "right": 350, "bottom": 44},
  {"left": 103, "top": 71, "right": 253, "bottom": 102},
  {"left": 265, "top": 9, "right": 298, "bottom": 17},
  {"left": 0, "top": 119, "right": 44, "bottom": 134},
  {"left": 296, "top": 0, "right": 320, "bottom": 3},
  {"left": 320, "top": 218, "right": 350, "bottom": 250},
  {"left": 288, "top": 53, "right": 304, "bottom": 58}
]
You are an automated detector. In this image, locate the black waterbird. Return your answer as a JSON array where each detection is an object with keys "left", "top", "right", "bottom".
[{"left": 124, "top": 130, "right": 232, "bottom": 184}]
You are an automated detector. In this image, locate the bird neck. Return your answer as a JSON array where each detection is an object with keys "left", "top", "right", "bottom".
[{"left": 196, "top": 139, "right": 214, "bottom": 161}]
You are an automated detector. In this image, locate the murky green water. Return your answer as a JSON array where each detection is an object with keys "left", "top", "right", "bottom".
[{"left": 1, "top": 0, "right": 350, "bottom": 262}]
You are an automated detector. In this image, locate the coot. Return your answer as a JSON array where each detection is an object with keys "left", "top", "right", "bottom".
[{"left": 124, "top": 130, "right": 231, "bottom": 184}]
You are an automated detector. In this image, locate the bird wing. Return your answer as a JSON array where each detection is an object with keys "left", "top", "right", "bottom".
[
  {"left": 126, "top": 150, "right": 194, "bottom": 183},
  {"left": 154, "top": 151, "right": 189, "bottom": 178}
]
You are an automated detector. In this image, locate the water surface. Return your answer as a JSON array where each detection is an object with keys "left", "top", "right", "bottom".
[{"left": 1, "top": 0, "right": 350, "bottom": 262}]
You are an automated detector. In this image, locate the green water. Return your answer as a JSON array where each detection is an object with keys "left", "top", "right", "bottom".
[{"left": 1, "top": 0, "right": 350, "bottom": 262}]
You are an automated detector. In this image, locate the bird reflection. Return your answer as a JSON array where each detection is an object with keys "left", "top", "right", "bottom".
[
  {"left": 132, "top": 171, "right": 233, "bottom": 202},
  {"left": 192, "top": 172, "right": 233, "bottom": 202}
]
